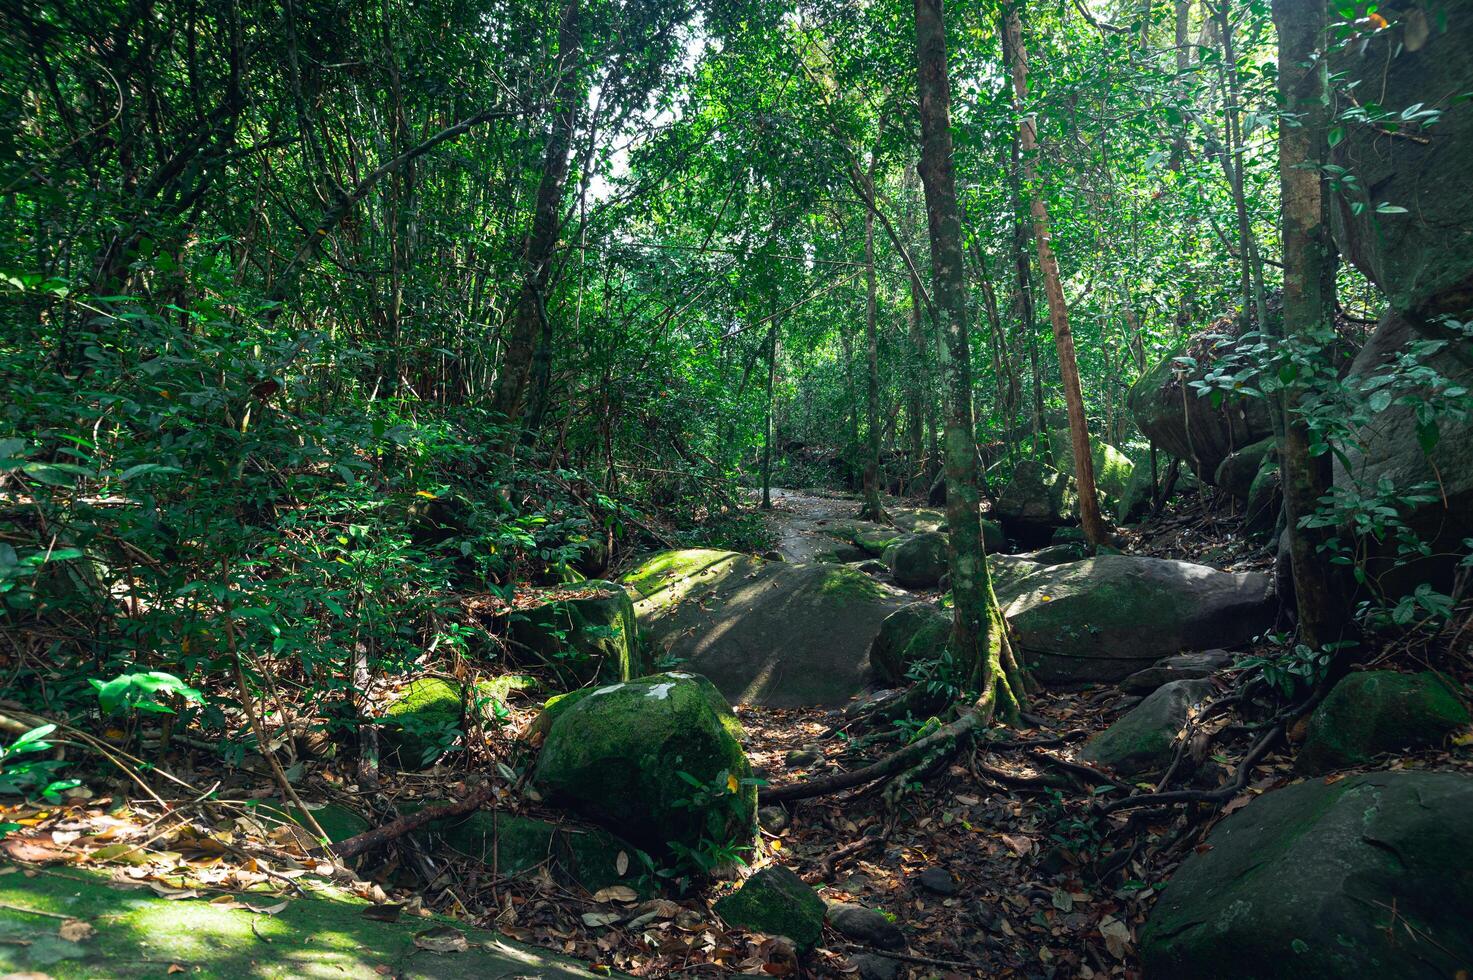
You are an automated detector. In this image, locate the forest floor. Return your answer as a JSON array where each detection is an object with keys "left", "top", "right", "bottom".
[{"left": 1, "top": 487, "right": 1466, "bottom": 979}]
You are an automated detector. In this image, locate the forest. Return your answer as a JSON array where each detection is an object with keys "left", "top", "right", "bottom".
[{"left": 0, "top": 0, "right": 1469, "bottom": 976}]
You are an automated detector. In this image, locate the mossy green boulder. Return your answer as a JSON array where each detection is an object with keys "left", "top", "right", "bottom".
[
  {"left": 0, "top": 867, "right": 620, "bottom": 979},
  {"left": 1081, "top": 678, "right": 1213, "bottom": 777},
  {"left": 381, "top": 678, "right": 464, "bottom": 769},
  {"left": 621, "top": 549, "right": 906, "bottom": 707},
  {"left": 510, "top": 580, "right": 646, "bottom": 686},
  {"left": 869, "top": 601, "right": 951, "bottom": 685},
  {"left": 533, "top": 672, "right": 756, "bottom": 858},
  {"left": 1141, "top": 771, "right": 1473, "bottom": 979},
  {"left": 426, "top": 810, "right": 646, "bottom": 897},
  {"left": 1296, "top": 671, "right": 1470, "bottom": 775},
  {"left": 1214, "top": 436, "right": 1276, "bottom": 499},
  {"left": 714, "top": 865, "right": 826, "bottom": 949},
  {"left": 888, "top": 531, "right": 949, "bottom": 589},
  {"left": 995, "top": 458, "right": 1075, "bottom": 541},
  {"left": 853, "top": 526, "right": 908, "bottom": 558},
  {"left": 1047, "top": 429, "right": 1134, "bottom": 510},
  {"left": 996, "top": 556, "right": 1274, "bottom": 685}
]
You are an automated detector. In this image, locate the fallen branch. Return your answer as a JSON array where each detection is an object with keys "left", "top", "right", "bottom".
[
  {"left": 1090, "top": 723, "right": 1283, "bottom": 816},
  {"left": 331, "top": 781, "right": 495, "bottom": 860},
  {"left": 844, "top": 944, "right": 981, "bottom": 971}
]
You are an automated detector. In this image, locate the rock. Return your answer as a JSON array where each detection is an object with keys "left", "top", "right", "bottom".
[
  {"left": 1022, "top": 542, "right": 1089, "bottom": 566},
  {"left": 1296, "top": 670, "right": 1470, "bottom": 775},
  {"left": 1120, "top": 650, "right": 1232, "bottom": 695},
  {"left": 757, "top": 806, "right": 789, "bottom": 834},
  {"left": 852, "top": 953, "right": 906, "bottom": 980},
  {"left": 995, "top": 459, "right": 1076, "bottom": 543},
  {"left": 1080, "top": 679, "right": 1214, "bottom": 777},
  {"left": 622, "top": 549, "right": 908, "bottom": 707},
  {"left": 1333, "top": 310, "right": 1473, "bottom": 595},
  {"left": 1050, "top": 525, "right": 1086, "bottom": 545},
  {"left": 1141, "top": 771, "right": 1473, "bottom": 979},
  {"left": 844, "top": 687, "right": 904, "bottom": 718},
  {"left": 1214, "top": 436, "right": 1275, "bottom": 500},
  {"left": 1329, "top": 5, "right": 1473, "bottom": 317},
  {"left": 1117, "top": 465, "right": 1156, "bottom": 524},
  {"left": 996, "top": 556, "right": 1275, "bottom": 685},
  {"left": 828, "top": 903, "right": 906, "bottom": 950},
  {"left": 428, "top": 810, "right": 643, "bottom": 896},
  {"left": 533, "top": 672, "right": 756, "bottom": 858},
  {"left": 986, "top": 554, "right": 1043, "bottom": 595},
  {"left": 818, "top": 543, "right": 870, "bottom": 564},
  {"left": 784, "top": 747, "right": 822, "bottom": 769},
  {"left": 714, "top": 866, "right": 826, "bottom": 949},
  {"left": 1047, "top": 429, "right": 1135, "bottom": 511},
  {"left": 913, "top": 867, "right": 957, "bottom": 896},
  {"left": 1242, "top": 455, "right": 1282, "bottom": 541},
  {"left": 381, "top": 678, "right": 465, "bottom": 769},
  {"left": 868, "top": 602, "right": 951, "bottom": 686},
  {"left": 888, "top": 531, "right": 950, "bottom": 589},
  {"left": 854, "top": 527, "right": 910, "bottom": 558},
  {"left": 510, "top": 580, "right": 647, "bottom": 687},
  {"left": 760, "top": 550, "right": 784, "bottom": 562},
  {"left": 850, "top": 558, "right": 888, "bottom": 575},
  {"left": 1129, "top": 330, "right": 1277, "bottom": 482}
]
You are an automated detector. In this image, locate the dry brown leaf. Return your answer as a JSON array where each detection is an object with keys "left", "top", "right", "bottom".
[
  {"left": 58, "top": 918, "right": 96, "bottom": 942},
  {"left": 592, "top": 885, "right": 638, "bottom": 903}
]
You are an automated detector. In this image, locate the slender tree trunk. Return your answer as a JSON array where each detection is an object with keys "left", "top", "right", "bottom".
[
  {"left": 907, "top": 274, "right": 927, "bottom": 493},
  {"left": 1006, "top": 129, "right": 1046, "bottom": 454},
  {"left": 914, "top": 0, "right": 1023, "bottom": 722},
  {"left": 1170, "top": 0, "right": 1191, "bottom": 171},
  {"left": 861, "top": 200, "right": 889, "bottom": 520},
  {"left": 1273, "top": 0, "right": 1350, "bottom": 652},
  {"left": 491, "top": 0, "right": 581, "bottom": 437},
  {"left": 1216, "top": 2, "right": 1272, "bottom": 335},
  {"left": 1004, "top": 2, "right": 1108, "bottom": 546},
  {"left": 761, "top": 320, "right": 779, "bottom": 510}
]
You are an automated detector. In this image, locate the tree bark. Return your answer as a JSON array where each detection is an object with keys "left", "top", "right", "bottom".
[
  {"left": 914, "top": 0, "right": 1022, "bottom": 721},
  {"left": 860, "top": 194, "right": 889, "bottom": 521},
  {"left": 491, "top": 0, "right": 582, "bottom": 437},
  {"left": 1273, "top": 0, "right": 1350, "bottom": 652},
  {"left": 1003, "top": 2, "right": 1108, "bottom": 546},
  {"left": 761, "top": 319, "right": 778, "bottom": 510}
]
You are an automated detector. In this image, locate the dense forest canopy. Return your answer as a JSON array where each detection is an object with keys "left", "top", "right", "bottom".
[{"left": 1, "top": 0, "right": 1470, "bottom": 976}]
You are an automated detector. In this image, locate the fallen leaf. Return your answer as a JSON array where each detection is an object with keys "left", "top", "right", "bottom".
[
  {"left": 581, "top": 912, "right": 621, "bottom": 928},
  {"left": 592, "top": 886, "right": 638, "bottom": 903},
  {"left": 615, "top": 851, "right": 629, "bottom": 875},
  {"left": 58, "top": 919, "right": 96, "bottom": 942}
]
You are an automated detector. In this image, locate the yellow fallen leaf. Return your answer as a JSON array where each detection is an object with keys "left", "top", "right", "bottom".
[
  {"left": 726, "top": 774, "right": 739, "bottom": 794},
  {"left": 1451, "top": 730, "right": 1473, "bottom": 747}
]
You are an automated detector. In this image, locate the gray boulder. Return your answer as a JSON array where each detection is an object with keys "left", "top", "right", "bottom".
[
  {"left": 1120, "top": 650, "right": 1232, "bottom": 695},
  {"left": 888, "top": 531, "right": 949, "bottom": 589},
  {"left": 995, "top": 459, "right": 1076, "bottom": 542},
  {"left": 869, "top": 601, "right": 951, "bottom": 686},
  {"left": 714, "top": 866, "right": 826, "bottom": 949},
  {"left": 1141, "top": 771, "right": 1473, "bottom": 978},
  {"left": 1242, "top": 455, "right": 1282, "bottom": 541},
  {"left": 1081, "top": 679, "right": 1213, "bottom": 777},
  {"left": 1214, "top": 436, "right": 1275, "bottom": 501},
  {"left": 996, "top": 556, "right": 1274, "bottom": 685}
]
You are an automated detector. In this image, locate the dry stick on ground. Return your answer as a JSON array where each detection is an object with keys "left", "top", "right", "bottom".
[
  {"left": 1090, "top": 722, "right": 1284, "bottom": 817},
  {"left": 331, "top": 780, "right": 496, "bottom": 861}
]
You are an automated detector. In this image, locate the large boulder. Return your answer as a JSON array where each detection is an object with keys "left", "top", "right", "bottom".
[
  {"left": 1081, "top": 679, "right": 1213, "bottom": 778},
  {"left": 1141, "top": 771, "right": 1473, "bottom": 978},
  {"left": 1332, "top": 310, "right": 1473, "bottom": 594},
  {"left": 1329, "top": 4, "right": 1473, "bottom": 317},
  {"left": 995, "top": 556, "right": 1275, "bottom": 685},
  {"left": 510, "top": 581, "right": 647, "bottom": 687},
  {"left": 1242, "top": 454, "right": 1282, "bottom": 541},
  {"left": 533, "top": 672, "right": 756, "bottom": 858},
  {"left": 868, "top": 601, "right": 951, "bottom": 685},
  {"left": 1047, "top": 429, "right": 1135, "bottom": 511},
  {"left": 1296, "top": 670, "right": 1469, "bottom": 775},
  {"left": 622, "top": 550, "right": 907, "bottom": 707},
  {"left": 1129, "top": 328, "right": 1276, "bottom": 482},
  {"left": 995, "top": 459, "right": 1076, "bottom": 543},
  {"left": 381, "top": 678, "right": 464, "bottom": 769},
  {"left": 1120, "top": 650, "right": 1231, "bottom": 696},
  {"left": 888, "top": 531, "right": 949, "bottom": 589}
]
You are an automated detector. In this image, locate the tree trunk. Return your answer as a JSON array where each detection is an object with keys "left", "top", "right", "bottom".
[
  {"left": 491, "top": 0, "right": 582, "bottom": 438},
  {"left": 1003, "top": 2, "right": 1108, "bottom": 546},
  {"left": 761, "top": 320, "right": 778, "bottom": 510},
  {"left": 861, "top": 200, "right": 889, "bottom": 520},
  {"left": 914, "top": 0, "right": 1023, "bottom": 722},
  {"left": 1273, "top": 0, "right": 1350, "bottom": 652},
  {"left": 1005, "top": 128, "right": 1046, "bottom": 455}
]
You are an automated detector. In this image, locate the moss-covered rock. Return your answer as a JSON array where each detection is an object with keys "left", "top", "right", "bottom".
[
  {"left": 428, "top": 810, "right": 646, "bottom": 897},
  {"left": 1117, "top": 465, "right": 1156, "bottom": 525},
  {"left": 815, "top": 542, "right": 870, "bottom": 564},
  {"left": 1214, "top": 436, "right": 1276, "bottom": 500},
  {"left": 714, "top": 865, "right": 826, "bottom": 949},
  {"left": 533, "top": 672, "right": 756, "bottom": 858},
  {"left": 1141, "top": 771, "right": 1473, "bottom": 979},
  {"left": 996, "top": 556, "right": 1274, "bottom": 685},
  {"left": 510, "top": 581, "right": 647, "bottom": 687},
  {"left": 869, "top": 601, "right": 951, "bottom": 685},
  {"left": 1296, "top": 671, "right": 1470, "bottom": 775},
  {"left": 1243, "top": 453, "right": 1282, "bottom": 541},
  {"left": 1047, "top": 429, "right": 1135, "bottom": 510},
  {"left": 1081, "top": 679, "right": 1213, "bottom": 777},
  {"left": 853, "top": 526, "right": 909, "bottom": 558},
  {"left": 0, "top": 867, "right": 617, "bottom": 979},
  {"left": 995, "top": 458, "right": 1075, "bottom": 542},
  {"left": 381, "top": 678, "right": 464, "bottom": 769},
  {"left": 888, "top": 531, "right": 949, "bottom": 590}
]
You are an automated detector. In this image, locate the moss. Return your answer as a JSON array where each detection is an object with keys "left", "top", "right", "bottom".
[
  {"left": 511, "top": 581, "right": 646, "bottom": 686},
  {"left": 1047, "top": 429, "right": 1135, "bottom": 506},
  {"left": 381, "top": 678, "right": 463, "bottom": 769},
  {"left": 533, "top": 673, "right": 755, "bottom": 858},
  {"left": 852, "top": 527, "right": 907, "bottom": 557},
  {"left": 714, "top": 866, "right": 826, "bottom": 949},
  {"left": 621, "top": 549, "right": 741, "bottom": 602},
  {"left": 870, "top": 602, "right": 951, "bottom": 684},
  {"left": 1298, "top": 671, "right": 1471, "bottom": 774},
  {"left": 814, "top": 564, "right": 887, "bottom": 602},
  {"left": 0, "top": 868, "right": 613, "bottom": 979}
]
